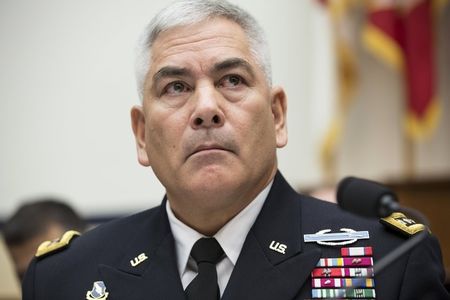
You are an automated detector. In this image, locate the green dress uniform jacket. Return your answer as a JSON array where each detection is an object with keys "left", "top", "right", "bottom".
[{"left": 22, "top": 172, "right": 449, "bottom": 299}]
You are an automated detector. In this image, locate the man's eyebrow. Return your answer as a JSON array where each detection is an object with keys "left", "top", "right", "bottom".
[
  {"left": 152, "top": 66, "right": 192, "bottom": 83},
  {"left": 152, "top": 58, "right": 254, "bottom": 84},
  {"left": 213, "top": 58, "right": 255, "bottom": 77}
]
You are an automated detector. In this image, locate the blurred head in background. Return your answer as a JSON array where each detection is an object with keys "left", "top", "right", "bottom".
[{"left": 2, "top": 198, "right": 86, "bottom": 280}]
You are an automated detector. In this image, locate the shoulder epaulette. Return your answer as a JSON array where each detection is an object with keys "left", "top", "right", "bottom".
[
  {"left": 380, "top": 212, "right": 428, "bottom": 237},
  {"left": 35, "top": 230, "right": 81, "bottom": 258}
]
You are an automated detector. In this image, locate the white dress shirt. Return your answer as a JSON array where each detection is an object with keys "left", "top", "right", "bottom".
[{"left": 166, "top": 181, "right": 272, "bottom": 296}]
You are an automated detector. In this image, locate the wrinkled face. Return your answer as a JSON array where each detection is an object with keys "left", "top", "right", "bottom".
[{"left": 131, "top": 17, "right": 287, "bottom": 212}]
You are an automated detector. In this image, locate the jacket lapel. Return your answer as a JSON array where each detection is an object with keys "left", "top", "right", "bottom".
[
  {"left": 97, "top": 200, "right": 186, "bottom": 300},
  {"left": 94, "top": 172, "right": 321, "bottom": 300},
  {"left": 222, "top": 172, "right": 321, "bottom": 299}
]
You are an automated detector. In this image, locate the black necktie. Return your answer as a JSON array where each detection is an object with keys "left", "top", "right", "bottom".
[{"left": 185, "top": 237, "right": 224, "bottom": 300}]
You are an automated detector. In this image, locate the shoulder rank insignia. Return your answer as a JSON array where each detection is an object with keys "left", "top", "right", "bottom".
[
  {"left": 380, "top": 212, "right": 427, "bottom": 236},
  {"left": 35, "top": 230, "right": 81, "bottom": 258}
]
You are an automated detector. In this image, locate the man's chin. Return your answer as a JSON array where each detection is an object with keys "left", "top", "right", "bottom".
[{"left": 184, "top": 168, "right": 242, "bottom": 193}]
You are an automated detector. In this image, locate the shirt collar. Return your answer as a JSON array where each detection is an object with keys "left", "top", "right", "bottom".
[{"left": 166, "top": 180, "right": 273, "bottom": 276}]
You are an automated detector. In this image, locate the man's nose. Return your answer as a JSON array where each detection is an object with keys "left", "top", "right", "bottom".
[{"left": 190, "top": 85, "right": 225, "bottom": 129}]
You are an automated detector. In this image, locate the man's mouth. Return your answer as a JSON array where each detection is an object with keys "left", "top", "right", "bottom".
[
  {"left": 191, "top": 144, "right": 229, "bottom": 156},
  {"left": 184, "top": 135, "right": 237, "bottom": 161}
]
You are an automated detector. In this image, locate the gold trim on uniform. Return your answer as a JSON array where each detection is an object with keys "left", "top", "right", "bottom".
[{"left": 35, "top": 230, "right": 81, "bottom": 258}]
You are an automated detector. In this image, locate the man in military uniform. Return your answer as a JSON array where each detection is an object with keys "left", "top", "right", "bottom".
[{"left": 23, "top": 1, "right": 449, "bottom": 299}]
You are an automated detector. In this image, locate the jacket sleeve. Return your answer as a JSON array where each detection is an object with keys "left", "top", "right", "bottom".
[
  {"left": 399, "top": 234, "right": 450, "bottom": 299},
  {"left": 22, "top": 258, "right": 37, "bottom": 300}
]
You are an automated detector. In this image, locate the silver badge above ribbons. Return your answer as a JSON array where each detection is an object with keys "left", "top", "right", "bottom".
[{"left": 304, "top": 228, "right": 369, "bottom": 246}]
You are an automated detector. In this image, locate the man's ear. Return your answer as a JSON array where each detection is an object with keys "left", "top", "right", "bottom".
[
  {"left": 270, "top": 86, "right": 288, "bottom": 148},
  {"left": 131, "top": 105, "right": 151, "bottom": 166}
]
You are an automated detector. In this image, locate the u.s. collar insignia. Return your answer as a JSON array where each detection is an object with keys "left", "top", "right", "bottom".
[
  {"left": 269, "top": 240, "right": 287, "bottom": 254},
  {"left": 130, "top": 252, "right": 148, "bottom": 267},
  {"left": 86, "top": 281, "right": 109, "bottom": 300},
  {"left": 304, "top": 228, "right": 369, "bottom": 246}
]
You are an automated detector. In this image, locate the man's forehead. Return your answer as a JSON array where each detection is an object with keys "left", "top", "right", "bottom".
[
  {"left": 152, "top": 16, "right": 246, "bottom": 46},
  {"left": 149, "top": 19, "right": 251, "bottom": 64}
]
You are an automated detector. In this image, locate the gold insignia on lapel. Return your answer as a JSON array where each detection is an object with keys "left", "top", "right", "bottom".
[
  {"left": 35, "top": 230, "right": 81, "bottom": 258},
  {"left": 269, "top": 241, "right": 287, "bottom": 254},
  {"left": 130, "top": 252, "right": 148, "bottom": 267},
  {"left": 380, "top": 212, "right": 427, "bottom": 236}
]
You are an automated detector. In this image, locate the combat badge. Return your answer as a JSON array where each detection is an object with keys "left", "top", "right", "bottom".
[
  {"left": 35, "top": 230, "right": 80, "bottom": 258},
  {"left": 380, "top": 212, "right": 427, "bottom": 236},
  {"left": 304, "top": 228, "right": 369, "bottom": 246},
  {"left": 86, "top": 281, "right": 109, "bottom": 300}
]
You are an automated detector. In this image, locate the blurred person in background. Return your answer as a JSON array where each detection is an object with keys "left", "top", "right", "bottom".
[{"left": 2, "top": 198, "right": 87, "bottom": 281}]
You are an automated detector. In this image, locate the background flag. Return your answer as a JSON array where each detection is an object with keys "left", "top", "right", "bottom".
[
  {"left": 362, "top": 0, "right": 441, "bottom": 140},
  {"left": 317, "top": 0, "right": 360, "bottom": 182}
]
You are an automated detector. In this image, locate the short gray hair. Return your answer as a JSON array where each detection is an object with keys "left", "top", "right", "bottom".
[{"left": 135, "top": 0, "right": 272, "bottom": 101}]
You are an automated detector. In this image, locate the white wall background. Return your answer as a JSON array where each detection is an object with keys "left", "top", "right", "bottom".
[{"left": 1, "top": 0, "right": 329, "bottom": 218}]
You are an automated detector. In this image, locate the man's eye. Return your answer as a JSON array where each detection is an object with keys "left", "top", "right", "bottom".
[
  {"left": 219, "top": 75, "right": 244, "bottom": 88},
  {"left": 164, "top": 81, "right": 191, "bottom": 95}
]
